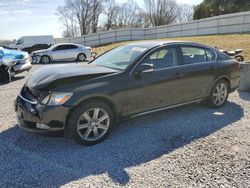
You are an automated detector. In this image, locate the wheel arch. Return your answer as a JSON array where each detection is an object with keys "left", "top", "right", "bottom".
[
  {"left": 40, "top": 54, "right": 52, "bottom": 63},
  {"left": 77, "top": 53, "right": 86, "bottom": 60},
  {"left": 64, "top": 95, "right": 118, "bottom": 137},
  {"left": 208, "top": 76, "right": 231, "bottom": 96}
]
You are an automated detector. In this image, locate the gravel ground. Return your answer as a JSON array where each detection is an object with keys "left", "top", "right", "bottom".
[{"left": 0, "top": 64, "right": 249, "bottom": 188}]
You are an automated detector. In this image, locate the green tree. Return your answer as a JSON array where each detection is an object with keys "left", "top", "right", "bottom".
[{"left": 193, "top": 0, "right": 250, "bottom": 20}]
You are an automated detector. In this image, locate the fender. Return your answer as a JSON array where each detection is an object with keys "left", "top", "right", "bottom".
[
  {"left": 71, "top": 93, "right": 119, "bottom": 116},
  {"left": 207, "top": 75, "right": 231, "bottom": 97}
]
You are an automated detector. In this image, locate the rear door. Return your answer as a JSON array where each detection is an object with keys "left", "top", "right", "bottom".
[
  {"left": 65, "top": 44, "right": 79, "bottom": 59},
  {"left": 175, "top": 45, "right": 218, "bottom": 101}
]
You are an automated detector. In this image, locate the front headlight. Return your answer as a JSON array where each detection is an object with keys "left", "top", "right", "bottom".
[
  {"left": 17, "top": 57, "right": 30, "bottom": 64},
  {"left": 42, "top": 92, "right": 73, "bottom": 106}
]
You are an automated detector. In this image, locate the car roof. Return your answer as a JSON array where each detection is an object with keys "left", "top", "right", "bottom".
[
  {"left": 126, "top": 40, "right": 213, "bottom": 49},
  {"left": 54, "top": 43, "right": 86, "bottom": 48}
]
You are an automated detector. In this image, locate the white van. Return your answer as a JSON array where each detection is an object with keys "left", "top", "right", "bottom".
[{"left": 9, "top": 35, "right": 54, "bottom": 50}]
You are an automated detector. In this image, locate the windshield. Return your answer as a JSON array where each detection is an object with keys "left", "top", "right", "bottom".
[
  {"left": 91, "top": 45, "right": 149, "bottom": 70},
  {"left": 16, "top": 38, "right": 24, "bottom": 45},
  {"left": 47, "top": 45, "right": 56, "bottom": 50}
]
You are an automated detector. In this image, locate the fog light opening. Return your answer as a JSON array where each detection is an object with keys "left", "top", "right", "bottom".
[{"left": 36, "top": 123, "right": 50, "bottom": 130}]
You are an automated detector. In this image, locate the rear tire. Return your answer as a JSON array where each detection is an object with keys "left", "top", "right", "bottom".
[
  {"left": 0, "top": 67, "right": 11, "bottom": 83},
  {"left": 207, "top": 79, "right": 229, "bottom": 108},
  {"left": 67, "top": 101, "right": 115, "bottom": 146},
  {"left": 77, "top": 53, "right": 86, "bottom": 62}
]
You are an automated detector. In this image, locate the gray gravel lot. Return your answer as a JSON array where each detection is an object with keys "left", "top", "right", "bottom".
[{"left": 0, "top": 64, "right": 249, "bottom": 187}]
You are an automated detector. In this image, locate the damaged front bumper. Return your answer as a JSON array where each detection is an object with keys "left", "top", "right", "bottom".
[
  {"left": 13, "top": 61, "right": 32, "bottom": 74},
  {"left": 15, "top": 90, "right": 71, "bottom": 133},
  {"left": 31, "top": 54, "right": 41, "bottom": 64}
]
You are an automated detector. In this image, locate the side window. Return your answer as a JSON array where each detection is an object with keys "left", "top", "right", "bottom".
[
  {"left": 181, "top": 46, "right": 207, "bottom": 64},
  {"left": 144, "top": 47, "right": 178, "bottom": 70},
  {"left": 67, "top": 45, "right": 78, "bottom": 49},
  {"left": 205, "top": 49, "right": 216, "bottom": 61},
  {"left": 150, "top": 49, "right": 168, "bottom": 60},
  {"left": 54, "top": 45, "right": 67, "bottom": 51}
]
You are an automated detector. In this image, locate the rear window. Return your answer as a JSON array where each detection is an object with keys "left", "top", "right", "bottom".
[{"left": 181, "top": 46, "right": 216, "bottom": 64}]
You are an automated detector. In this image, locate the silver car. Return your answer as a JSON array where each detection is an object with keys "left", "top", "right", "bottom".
[{"left": 31, "top": 43, "right": 92, "bottom": 64}]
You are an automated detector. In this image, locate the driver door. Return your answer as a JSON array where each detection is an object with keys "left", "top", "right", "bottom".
[
  {"left": 125, "top": 46, "right": 185, "bottom": 116},
  {"left": 52, "top": 45, "right": 71, "bottom": 61}
]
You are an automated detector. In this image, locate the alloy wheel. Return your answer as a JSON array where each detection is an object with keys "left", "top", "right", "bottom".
[
  {"left": 77, "top": 108, "right": 110, "bottom": 142},
  {"left": 78, "top": 54, "right": 86, "bottom": 61},
  {"left": 212, "top": 83, "right": 228, "bottom": 106},
  {"left": 42, "top": 56, "right": 50, "bottom": 64}
]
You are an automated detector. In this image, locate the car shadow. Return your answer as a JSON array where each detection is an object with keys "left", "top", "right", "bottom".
[
  {"left": 0, "top": 76, "right": 25, "bottom": 86},
  {"left": 238, "top": 91, "right": 250, "bottom": 101},
  {"left": 0, "top": 101, "right": 243, "bottom": 187}
]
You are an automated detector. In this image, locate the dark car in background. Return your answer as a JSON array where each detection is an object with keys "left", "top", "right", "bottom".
[
  {"left": 0, "top": 45, "right": 16, "bottom": 50},
  {"left": 22, "top": 44, "right": 51, "bottom": 54},
  {"left": 15, "top": 41, "right": 240, "bottom": 145}
]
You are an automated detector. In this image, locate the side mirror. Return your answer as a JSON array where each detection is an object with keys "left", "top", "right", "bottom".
[{"left": 136, "top": 63, "right": 154, "bottom": 74}]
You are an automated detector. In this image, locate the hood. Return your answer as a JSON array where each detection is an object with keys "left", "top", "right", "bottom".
[
  {"left": 33, "top": 49, "right": 48, "bottom": 54},
  {"left": 26, "top": 63, "right": 119, "bottom": 90},
  {"left": 0, "top": 48, "right": 28, "bottom": 60}
]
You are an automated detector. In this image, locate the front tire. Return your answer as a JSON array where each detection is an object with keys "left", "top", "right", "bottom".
[
  {"left": 67, "top": 101, "right": 115, "bottom": 145},
  {"left": 207, "top": 79, "right": 229, "bottom": 108},
  {"left": 0, "top": 67, "right": 11, "bottom": 83},
  {"left": 40, "top": 55, "right": 51, "bottom": 64}
]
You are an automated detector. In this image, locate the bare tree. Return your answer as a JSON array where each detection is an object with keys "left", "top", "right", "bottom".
[
  {"left": 57, "top": 0, "right": 185, "bottom": 38},
  {"left": 91, "top": 0, "right": 103, "bottom": 33},
  {"left": 57, "top": 0, "right": 104, "bottom": 36},
  {"left": 116, "top": 0, "right": 144, "bottom": 28},
  {"left": 103, "top": 0, "right": 118, "bottom": 31},
  {"left": 144, "top": 0, "right": 179, "bottom": 26},
  {"left": 178, "top": 4, "right": 193, "bottom": 23},
  {"left": 57, "top": 6, "right": 79, "bottom": 37}
]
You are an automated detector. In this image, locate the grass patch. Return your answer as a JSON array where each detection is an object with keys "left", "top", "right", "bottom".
[{"left": 94, "top": 34, "right": 250, "bottom": 61}]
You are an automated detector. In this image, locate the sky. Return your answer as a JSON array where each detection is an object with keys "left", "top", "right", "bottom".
[{"left": 0, "top": 0, "right": 202, "bottom": 40}]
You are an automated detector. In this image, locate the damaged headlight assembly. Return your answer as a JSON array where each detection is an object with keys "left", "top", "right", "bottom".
[{"left": 42, "top": 92, "right": 73, "bottom": 106}]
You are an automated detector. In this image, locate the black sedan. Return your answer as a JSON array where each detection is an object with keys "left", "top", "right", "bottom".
[
  {"left": 22, "top": 44, "right": 51, "bottom": 54},
  {"left": 15, "top": 41, "right": 240, "bottom": 145}
]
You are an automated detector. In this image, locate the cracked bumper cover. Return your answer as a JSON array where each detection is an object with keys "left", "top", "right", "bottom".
[{"left": 15, "top": 95, "right": 71, "bottom": 133}]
